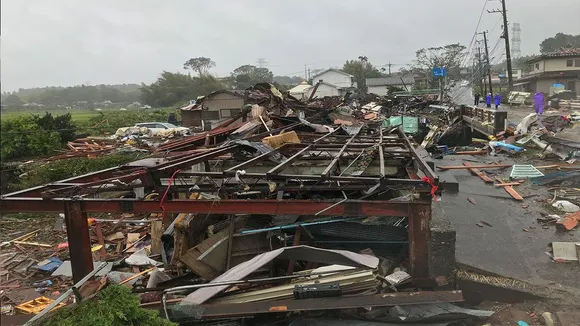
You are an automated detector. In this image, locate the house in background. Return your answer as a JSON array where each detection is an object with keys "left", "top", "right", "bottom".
[
  {"left": 514, "top": 48, "right": 580, "bottom": 94},
  {"left": 365, "top": 76, "right": 415, "bottom": 96},
  {"left": 307, "top": 69, "right": 357, "bottom": 98},
  {"left": 180, "top": 90, "right": 268, "bottom": 128}
]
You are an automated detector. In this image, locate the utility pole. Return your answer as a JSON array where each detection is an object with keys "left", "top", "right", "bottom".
[
  {"left": 481, "top": 31, "right": 493, "bottom": 96},
  {"left": 387, "top": 62, "right": 393, "bottom": 76},
  {"left": 477, "top": 46, "right": 485, "bottom": 94},
  {"left": 488, "top": 0, "right": 513, "bottom": 91},
  {"left": 304, "top": 65, "right": 307, "bottom": 80}
]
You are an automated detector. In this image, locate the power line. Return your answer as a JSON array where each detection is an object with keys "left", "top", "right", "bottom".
[{"left": 461, "top": 0, "right": 489, "bottom": 68}]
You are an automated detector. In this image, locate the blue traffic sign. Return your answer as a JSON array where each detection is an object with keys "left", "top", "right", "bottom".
[{"left": 432, "top": 67, "right": 446, "bottom": 77}]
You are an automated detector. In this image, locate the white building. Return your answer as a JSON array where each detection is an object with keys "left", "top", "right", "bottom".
[
  {"left": 365, "top": 76, "right": 415, "bottom": 96},
  {"left": 307, "top": 69, "right": 357, "bottom": 98}
]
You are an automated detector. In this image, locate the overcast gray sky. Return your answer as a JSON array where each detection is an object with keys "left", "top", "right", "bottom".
[{"left": 2, "top": 0, "right": 579, "bottom": 91}]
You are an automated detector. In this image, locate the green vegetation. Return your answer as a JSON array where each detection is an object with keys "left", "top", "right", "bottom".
[
  {"left": 1, "top": 113, "right": 76, "bottom": 161},
  {"left": 39, "top": 285, "right": 176, "bottom": 326},
  {"left": 1, "top": 84, "right": 141, "bottom": 110},
  {"left": 12, "top": 153, "right": 143, "bottom": 191},
  {"left": 78, "top": 109, "right": 174, "bottom": 135},
  {"left": 342, "top": 56, "right": 384, "bottom": 91},
  {"left": 540, "top": 33, "right": 580, "bottom": 53}
]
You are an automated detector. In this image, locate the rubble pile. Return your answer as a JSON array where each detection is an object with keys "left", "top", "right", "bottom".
[{"left": 0, "top": 84, "right": 519, "bottom": 325}]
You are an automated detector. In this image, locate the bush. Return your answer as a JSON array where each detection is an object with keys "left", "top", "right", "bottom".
[
  {"left": 40, "top": 285, "right": 176, "bottom": 326},
  {"left": 1, "top": 115, "right": 62, "bottom": 161},
  {"left": 12, "top": 153, "right": 143, "bottom": 190}
]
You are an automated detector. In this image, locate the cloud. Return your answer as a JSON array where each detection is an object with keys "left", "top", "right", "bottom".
[{"left": 1, "top": 0, "right": 579, "bottom": 90}]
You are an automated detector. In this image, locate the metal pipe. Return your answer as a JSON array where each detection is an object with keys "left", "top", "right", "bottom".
[
  {"left": 161, "top": 269, "right": 365, "bottom": 319},
  {"left": 25, "top": 262, "right": 111, "bottom": 325}
]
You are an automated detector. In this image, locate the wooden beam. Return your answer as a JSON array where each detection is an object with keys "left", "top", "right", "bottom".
[
  {"left": 463, "top": 162, "right": 494, "bottom": 183},
  {"left": 438, "top": 164, "right": 512, "bottom": 170}
]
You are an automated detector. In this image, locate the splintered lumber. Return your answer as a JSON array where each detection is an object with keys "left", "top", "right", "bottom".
[
  {"left": 463, "top": 162, "right": 494, "bottom": 183},
  {"left": 0, "top": 229, "right": 41, "bottom": 248},
  {"left": 495, "top": 177, "right": 524, "bottom": 201},
  {"left": 438, "top": 164, "right": 512, "bottom": 170}
]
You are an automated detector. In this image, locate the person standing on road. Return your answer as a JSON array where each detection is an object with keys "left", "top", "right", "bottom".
[
  {"left": 474, "top": 93, "right": 481, "bottom": 106},
  {"left": 533, "top": 91, "right": 545, "bottom": 115},
  {"left": 494, "top": 93, "right": 502, "bottom": 109},
  {"left": 485, "top": 93, "right": 492, "bottom": 108}
]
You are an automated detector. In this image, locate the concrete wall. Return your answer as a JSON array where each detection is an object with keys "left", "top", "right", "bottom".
[
  {"left": 528, "top": 57, "right": 580, "bottom": 75},
  {"left": 307, "top": 83, "right": 340, "bottom": 98},
  {"left": 544, "top": 57, "right": 580, "bottom": 72},
  {"left": 312, "top": 70, "right": 356, "bottom": 88},
  {"left": 368, "top": 84, "right": 414, "bottom": 96},
  {"left": 528, "top": 60, "right": 545, "bottom": 75}
]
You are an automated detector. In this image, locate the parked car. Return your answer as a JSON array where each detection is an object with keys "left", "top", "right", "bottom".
[{"left": 460, "top": 80, "right": 469, "bottom": 87}]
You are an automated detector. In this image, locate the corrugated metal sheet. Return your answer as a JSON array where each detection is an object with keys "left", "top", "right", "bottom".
[{"left": 306, "top": 221, "right": 407, "bottom": 242}]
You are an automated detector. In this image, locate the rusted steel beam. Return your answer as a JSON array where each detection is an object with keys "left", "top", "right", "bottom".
[
  {"left": 63, "top": 201, "right": 94, "bottom": 283},
  {"left": 0, "top": 199, "right": 420, "bottom": 217},
  {"left": 321, "top": 131, "right": 359, "bottom": 177},
  {"left": 408, "top": 203, "right": 431, "bottom": 278},
  {"left": 157, "top": 145, "right": 238, "bottom": 172},
  {"left": 267, "top": 130, "right": 338, "bottom": 176},
  {"left": 397, "top": 128, "right": 438, "bottom": 182},
  {"left": 189, "top": 291, "right": 463, "bottom": 319}
]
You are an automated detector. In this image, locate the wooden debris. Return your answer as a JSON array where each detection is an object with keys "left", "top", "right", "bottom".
[
  {"left": 0, "top": 230, "right": 41, "bottom": 248},
  {"left": 12, "top": 241, "right": 52, "bottom": 248},
  {"left": 467, "top": 197, "right": 477, "bottom": 205},
  {"left": 463, "top": 162, "right": 494, "bottom": 183},
  {"left": 150, "top": 221, "right": 163, "bottom": 255},
  {"left": 438, "top": 164, "right": 512, "bottom": 170},
  {"left": 495, "top": 177, "right": 524, "bottom": 201}
]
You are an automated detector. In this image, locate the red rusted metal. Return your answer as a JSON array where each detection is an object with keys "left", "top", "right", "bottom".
[
  {"left": 408, "top": 203, "right": 431, "bottom": 278},
  {"left": 63, "top": 201, "right": 94, "bottom": 283},
  {"left": 0, "top": 198, "right": 417, "bottom": 217}
]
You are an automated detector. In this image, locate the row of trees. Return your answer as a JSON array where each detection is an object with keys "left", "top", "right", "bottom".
[
  {"left": 1, "top": 84, "right": 141, "bottom": 109},
  {"left": 139, "top": 57, "right": 299, "bottom": 107}
]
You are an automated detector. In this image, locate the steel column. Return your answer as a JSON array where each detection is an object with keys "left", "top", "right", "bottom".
[
  {"left": 63, "top": 201, "right": 93, "bottom": 283},
  {"left": 408, "top": 203, "right": 430, "bottom": 278}
]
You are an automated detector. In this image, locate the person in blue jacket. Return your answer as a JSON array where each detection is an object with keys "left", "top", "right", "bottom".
[
  {"left": 485, "top": 93, "right": 492, "bottom": 108},
  {"left": 494, "top": 93, "right": 502, "bottom": 109}
]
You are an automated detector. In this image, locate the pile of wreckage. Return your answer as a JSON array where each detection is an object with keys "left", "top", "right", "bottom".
[{"left": 0, "top": 85, "right": 505, "bottom": 325}]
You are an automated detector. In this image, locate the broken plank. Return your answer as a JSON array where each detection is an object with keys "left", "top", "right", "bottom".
[
  {"left": 94, "top": 224, "right": 107, "bottom": 261},
  {"left": 150, "top": 221, "right": 163, "bottom": 255},
  {"left": 493, "top": 182, "right": 522, "bottom": 187},
  {"left": 463, "top": 162, "right": 494, "bottom": 183},
  {"left": 438, "top": 164, "right": 512, "bottom": 170},
  {"left": 494, "top": 177, "right": 524, "bottom": 201}
]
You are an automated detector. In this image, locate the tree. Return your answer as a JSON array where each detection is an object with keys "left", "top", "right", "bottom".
[
  {"left": 183, "top": 57, "right": 216, "bottom": 76},
  {"left": 412, "top": 43, "right": 466, "bottom": 87},
  {"left": 540, "top": 33, "right": 580, "bottom": 53},
  {"left": 230, "top": 65, "right": 274, "bottom": 89},
  {"left": 342, "top": 57, "right": 383, "bottom": 91},
  {"left": 34, "top": 112, "right": 77, "bottom": 143},
  {"left": 140, "top": 72, "right": 224, "bottom": 107},
  {"left": 2, "top": 94, "right": 24, "bottom": 108}
]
